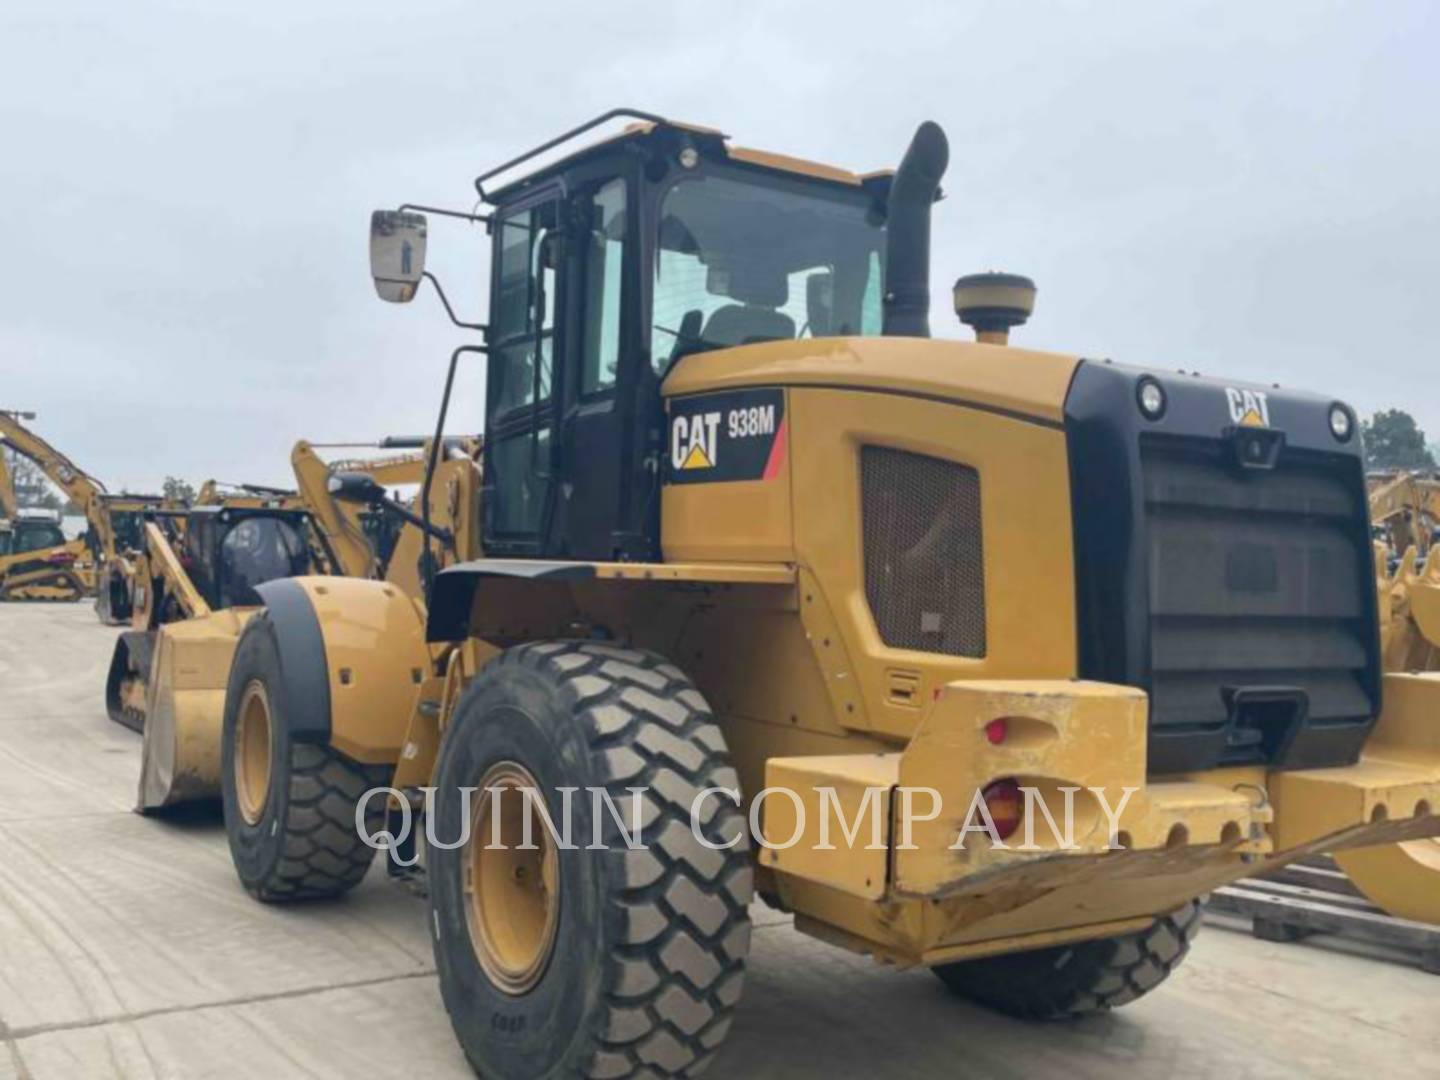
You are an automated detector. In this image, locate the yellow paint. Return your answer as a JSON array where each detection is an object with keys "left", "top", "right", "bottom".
[{"left": 298, "top": 576, "right": 432, "bottom": 763}]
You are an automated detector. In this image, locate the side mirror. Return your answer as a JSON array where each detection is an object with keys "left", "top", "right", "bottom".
[
  {"left": 327, "top": 471, "right": 388, "bottom": 504},
  {"left": 369, "top": 210, "right": 428, "bottom": 303}
]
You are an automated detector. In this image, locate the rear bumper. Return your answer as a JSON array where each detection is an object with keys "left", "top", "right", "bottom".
[{"left": 760, "top": 674, "right": 1440, "bottom": 965}]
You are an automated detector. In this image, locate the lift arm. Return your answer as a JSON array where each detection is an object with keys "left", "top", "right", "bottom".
[{"left": 0, "top": 452, "right": 17, "bottom": 519}]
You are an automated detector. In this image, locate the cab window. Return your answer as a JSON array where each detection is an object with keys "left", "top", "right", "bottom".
[
  {"left": 490, "top": 203, "right": 558, "bottom": 417},
  {"left": 649, "top": 173, "right": 884, "bottom": 373},
  {"left": 579, "top": 178, "right": 627, "bottom": 396}
]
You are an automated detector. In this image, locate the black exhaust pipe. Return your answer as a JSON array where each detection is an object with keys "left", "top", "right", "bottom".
[{"left": 882, "top": 121, "right": 950, "bottom": 338}]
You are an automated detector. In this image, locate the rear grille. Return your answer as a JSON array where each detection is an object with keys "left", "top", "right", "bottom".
[
  {"left": 1142, "top": 436, "right": 1376, "bottom": 771},
  {"left": 860, "top": 446, "right": 985, "bottom": 657}
]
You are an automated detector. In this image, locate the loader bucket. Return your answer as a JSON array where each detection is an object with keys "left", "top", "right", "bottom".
[
  {"left": 135, "top": 611, "right": 254, "bottom": 812},
  {"left": 106, "top": 631, "right": 153, "bottom": 732}
]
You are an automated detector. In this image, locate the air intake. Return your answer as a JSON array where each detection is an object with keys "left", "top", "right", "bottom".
[{"left": 861, "top": 446, "right": 986, "bottom": 656}]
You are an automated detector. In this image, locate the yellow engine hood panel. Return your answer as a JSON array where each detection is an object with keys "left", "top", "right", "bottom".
[{"left": 662, "top": 336, "right": 1081, "bottom": 426}]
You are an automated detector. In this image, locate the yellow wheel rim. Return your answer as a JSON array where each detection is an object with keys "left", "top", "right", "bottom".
[
  {"left": 463, "top": 761, "right": 561, "bottom": 995},
  {"left": 235, "top": 681, "right": 273, "bottom": 826}
]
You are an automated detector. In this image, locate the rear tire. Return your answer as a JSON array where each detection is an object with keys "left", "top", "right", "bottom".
[
  {"left": 220, "top": 612, "right": 391, "bottom": 901},
  {"left": 932, "top": 901, "right": 1201, "bottom": 1019},
  {"left": 429, "top": 641, "right": 753, "bottom": 1079}
]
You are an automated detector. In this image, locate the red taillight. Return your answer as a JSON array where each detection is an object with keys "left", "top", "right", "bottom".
[
  {"left": 982, "top": 779, "right": 1023, "bottom": 841},
  {"left": 984, "top": 718, "right": 1008, "bottom": 745},
  {"left": 47, "top": 550, "right": 76, "bottom": 565}
]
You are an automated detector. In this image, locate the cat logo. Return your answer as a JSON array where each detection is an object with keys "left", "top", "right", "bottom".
[
  {"left": 672, "top": 411, "right": 721, "bottom": 471},
  {"left": 1225, "top": 387, "right": 1271, "bottom": 429}
]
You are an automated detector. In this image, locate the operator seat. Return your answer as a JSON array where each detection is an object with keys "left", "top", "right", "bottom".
[
  {"left": 699, "top": 265, "right": 796, "bottom": 347},
  {"left": 701, "top": 305, "right": 796, "bottom": 347}
]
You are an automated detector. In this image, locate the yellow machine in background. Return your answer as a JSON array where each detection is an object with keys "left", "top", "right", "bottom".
[
  {"left": 1342, "top": 507, "right": 1440, "bottom": 925},
  {"left": 1370, "top": 470, "right": 1440, "bottom": 563},
  {"left": 209, "top": 113, "right": 1440, "bottom": 1078},
  {"left": 1, "top": 409, "right": 107, "bottom": 601},
  {"left": 112, "top": 438, "right": 480, "bottom": 811},
  {"left": 109, "top": 504, "right": 343, "bottom": 807},
  {"left": 92, "top": 493, "right": 176, "bottom": 623}
]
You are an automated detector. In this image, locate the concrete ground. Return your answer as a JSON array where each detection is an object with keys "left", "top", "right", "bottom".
[{"left": 1, "top": 604, "right": 1437, "bottom": 1080}]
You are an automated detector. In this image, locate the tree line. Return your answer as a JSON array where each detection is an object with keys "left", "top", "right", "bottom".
[{"left": 1362, "top": 409, "right": 1438, "bottom": 472}]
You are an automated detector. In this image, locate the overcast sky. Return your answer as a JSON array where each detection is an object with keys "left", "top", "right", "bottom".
[{"left": 1, "top": 0, "right": 1437, "bottom": 493}]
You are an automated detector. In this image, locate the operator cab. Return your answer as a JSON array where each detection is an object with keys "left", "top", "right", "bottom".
[
  {"left": 177, "top": 507, "right": 336, "bottom": 610},
  {"left": 372, "top": 113, "right": 898, "bottom": 563},
  {"left": 0, "top": 515, "right": 65, "bottom": 556}
]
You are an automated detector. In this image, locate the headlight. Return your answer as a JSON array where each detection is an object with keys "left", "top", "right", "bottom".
[
  {"left": 1329, "top": 404, "right": 1353, "bottom": 442},
  {"left": 1136, "top": 378, "right": 1166, "bottom": 420}
]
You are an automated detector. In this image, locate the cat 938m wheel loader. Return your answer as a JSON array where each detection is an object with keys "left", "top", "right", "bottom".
[{"left": 217, "top": 111, "right": 1440, "bottom": 1078}]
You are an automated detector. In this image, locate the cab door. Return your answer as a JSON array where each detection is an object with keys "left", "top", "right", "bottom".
[
  {"left": 550, "top": 174, "right": 654, "bottom": 560},
  {"left": 481, "top": 189, "right": 564, "bottom": 555},
  {"left": 483, "top": 170, "right": 655, "bottom": 561}
]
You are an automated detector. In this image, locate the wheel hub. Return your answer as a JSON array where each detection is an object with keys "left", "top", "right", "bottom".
[
  {"left": 463, "top": 761, "right": 560, "bottom": 996},
  {"left": 235, "top": 680, "right": 273, "bottom": 826}
]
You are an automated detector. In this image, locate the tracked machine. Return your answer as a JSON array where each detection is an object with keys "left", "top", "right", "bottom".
[
  {"left": 213, "top": 113, "right": 1440, "bottom": 1077},
  {"left": 108, "top": 438, "right": 478, "bottom": 810}
]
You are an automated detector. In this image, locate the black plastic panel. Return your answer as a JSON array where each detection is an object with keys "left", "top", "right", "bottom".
[{"left": 1065, "top": 361, "right": 1380, "bottom": 776}]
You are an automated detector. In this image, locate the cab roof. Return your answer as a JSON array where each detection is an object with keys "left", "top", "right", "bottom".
[{"left": 478, "top": 110, "right": 894, "bottom": 203}]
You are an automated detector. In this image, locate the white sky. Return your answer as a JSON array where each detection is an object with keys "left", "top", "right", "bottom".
[{"left": 1, "top": 0, "right": 1437, "bottom": 492}]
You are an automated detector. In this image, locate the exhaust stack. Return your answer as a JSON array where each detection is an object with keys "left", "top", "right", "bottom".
[
  {"left": 953, "top": 272, "right": 1036, "bottom": 345},
  {"left": 882, "top": 122, "right": 950, "bottom": 338}
]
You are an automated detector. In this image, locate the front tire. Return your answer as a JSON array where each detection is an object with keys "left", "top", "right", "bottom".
[
  {"left": 430, "top": 641, "right": 753, "bottom": 1079},
  {"left": 933, "top": 901, "right": 1201, "bottom": 1019},
  {"left": 220, "top": 612, "right": 391, "bottom": 901}
]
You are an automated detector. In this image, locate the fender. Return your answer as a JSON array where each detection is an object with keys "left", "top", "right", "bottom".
[
  {"left": 426, "top": 559, "right": 597, "bottom": 643},
  {"left": 256, "top": 577, "right": 431, "bottom": 763},
  {"left": 254, "top": 578, "right": 333, "bottom": 744}
]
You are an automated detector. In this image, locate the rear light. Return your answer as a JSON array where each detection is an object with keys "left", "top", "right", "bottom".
[
  {"left": 981, "top": 779, "right": 1023, "bottom": 841},
  {"left": 47, "top": 551, "right": 76, "bottom": 565}
]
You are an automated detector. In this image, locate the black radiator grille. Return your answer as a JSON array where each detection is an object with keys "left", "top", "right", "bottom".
[
  {"left": 860, "top": 446, "right": 985, "bottom": 657},
  {"left": 1141, "top": 436, "right": 1375, "bottom": 770}
]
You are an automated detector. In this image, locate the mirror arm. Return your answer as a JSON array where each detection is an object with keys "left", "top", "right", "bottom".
[
  {"left": 420, "top": 343, "right": 488, "bottom": 598},
  {"left": 422, "top": 272, "right": 487, "bottom": 332}
]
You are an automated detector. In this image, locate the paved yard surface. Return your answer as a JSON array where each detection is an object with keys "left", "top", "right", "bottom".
[{"left": 1, "top": 603, "right": 1438, "bottom": 1079}]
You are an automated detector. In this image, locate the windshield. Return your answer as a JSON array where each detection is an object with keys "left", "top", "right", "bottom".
[
  {"left": 13, "top": 522, "right": 64, "bottom": 554},
  {"left": 650, "top": 173, "right": 884, "bottom": 372},
  {"left": 218, "top": 518, "right": 311, "bottom": 607}
]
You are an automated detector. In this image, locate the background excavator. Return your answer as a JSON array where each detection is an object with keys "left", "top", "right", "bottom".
[{"left": 1, "top": 409, "right": 109, "bottom": 602}]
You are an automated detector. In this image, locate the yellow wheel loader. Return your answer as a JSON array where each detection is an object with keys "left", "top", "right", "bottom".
[{"left": 216, "top": 112, "right": 1440, "bottom": 1078}]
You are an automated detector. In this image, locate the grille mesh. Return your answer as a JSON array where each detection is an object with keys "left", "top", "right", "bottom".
[{"left": 861, "top": 446, "right": 985, "bottom": 657}]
